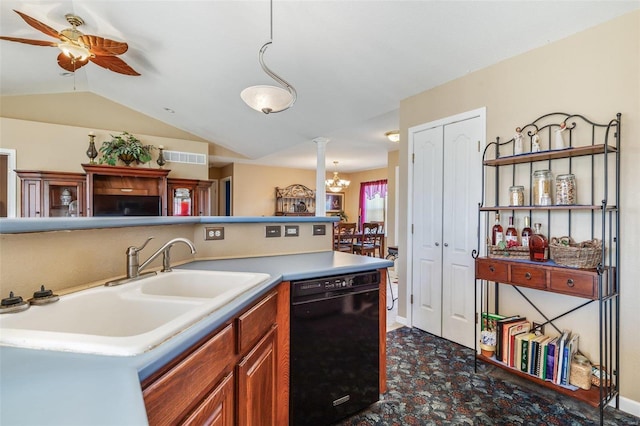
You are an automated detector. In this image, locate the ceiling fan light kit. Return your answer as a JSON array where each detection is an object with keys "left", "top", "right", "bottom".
[
  {"left": 0, "top": 9, "right": 140, "bottom": 76},
  {"left": 241, "top": 0, "right": 296, "bottom": 114}
]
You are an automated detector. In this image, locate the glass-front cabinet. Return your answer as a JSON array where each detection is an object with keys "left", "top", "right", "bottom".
[{"left": 16, "top": 170, "right": 86, "bottom": 217}]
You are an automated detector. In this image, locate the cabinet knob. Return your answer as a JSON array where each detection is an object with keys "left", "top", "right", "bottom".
[
  {"left": 566, "top": 278, "right": 575, "bottom": 287},
  {"left": 488, "top": 266, "right": 495, "bottom": 272},
  {"left": 524, "top": 272, "right": 532, "bottom": 280}
]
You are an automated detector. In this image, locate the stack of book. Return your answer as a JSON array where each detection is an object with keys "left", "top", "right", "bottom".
[{"left": 491, "top": 316, "right": 580, "bottom": 387}]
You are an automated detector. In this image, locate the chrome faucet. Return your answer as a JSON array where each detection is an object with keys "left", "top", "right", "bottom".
[{"left": 106, "top": 237, "right": 197, "bottom": 286}]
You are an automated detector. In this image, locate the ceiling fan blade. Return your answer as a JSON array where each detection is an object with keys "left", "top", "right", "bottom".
[
  {"left": 57, "top": 52, "right": 89, "bottom": 72},
  {"left": 90, "top": 55, "right": 140, "bottom": 76},
  {"left": 13, "top": 10, "right": 61, "bottom": 40},
  {"left": 0, "top": 36, "right": 58, "bottom": 47},
  {"left": 80, "top": 35, "right": 128, "bottom": 56}
]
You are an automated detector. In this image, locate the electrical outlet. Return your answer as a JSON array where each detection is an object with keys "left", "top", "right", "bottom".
[
  {"left": 205, "top": 227, "right": 224, "bottom": 240},
  {"left": 285, "top": 225, "right": 299, "bottom": 237},
  {"left": 266, "top": 225, "right": 281, "bottom": 238},
  {"left": 313, "top": 224, "right": 326, "bottom": 236}
]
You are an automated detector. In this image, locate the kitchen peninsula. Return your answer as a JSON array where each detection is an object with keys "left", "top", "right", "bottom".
[{"left": 0, "top": 216, "right": 393, "bottom": 425}]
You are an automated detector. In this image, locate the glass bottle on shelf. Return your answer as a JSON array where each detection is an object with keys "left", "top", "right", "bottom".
[
  {"left": 505, "top": 216, "right": 518, "bottom": 245},
  {"left": 521, "top": 216, "right": 533, "bottom": 248},
  {"left": 491, "top": 213, "right": 503, "bottom": 246},
  {"left": 529, "top": 223, "right": 549, "bottom": 262}
]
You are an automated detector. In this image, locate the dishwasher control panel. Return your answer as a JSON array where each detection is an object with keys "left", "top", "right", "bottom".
[{"left": 292, "top": 271, "right": 380, "bottom": 299}]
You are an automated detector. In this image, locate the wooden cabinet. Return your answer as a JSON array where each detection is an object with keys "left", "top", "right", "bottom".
[
  {"left": 16, "top": 170, "right": 86, "bottom": 217},
  {"left": 275, "top": 184, "right": 315, "bottom": 216},
  {"left": 82, "top": 164, "right": 170, "bottom": 216},
  {"left": 142, "top": 286, "right": 286, "bottom": 426},
  {"left": 167, "top": 178, "right": 213, "bottom": 216},
  {"left": 474, "top": 112, "right": 620, "bottom": 418}
]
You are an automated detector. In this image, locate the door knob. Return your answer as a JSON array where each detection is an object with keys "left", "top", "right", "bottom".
[
  {"left": 435, "top": 242, "right": 439, "bottom": 246},
  {"left": 444, "top": 243, "right": 449, "bottom": 247}
]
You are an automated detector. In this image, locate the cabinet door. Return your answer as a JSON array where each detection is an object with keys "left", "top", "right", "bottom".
[
  {"left": 21, "top": 179, "right": 42, "bottom": 217},
  {"left": 181, "top": 373, "right": 234, "bottom": 426},
  {"left": 237, "top": 326, "right": 277, "bottom": 426}
]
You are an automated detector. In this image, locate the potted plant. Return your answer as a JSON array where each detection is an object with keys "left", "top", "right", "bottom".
[{"left": 99, "top": 131, "right": 155, "bottom": 166}]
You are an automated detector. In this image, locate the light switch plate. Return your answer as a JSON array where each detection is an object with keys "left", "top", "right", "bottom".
[
  {"left": 313, "top": 224, "right": 326, "bottom": 236},
  {"left": 266, "top": 225, "right": 281, "bottom": 238},
  {"left": 285, "top": 225, "right": 299, "bottom": 237}
]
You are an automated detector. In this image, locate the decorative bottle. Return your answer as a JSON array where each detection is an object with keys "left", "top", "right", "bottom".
[
  {"left": 529, "top": 223, "right": 549, "bottom": 262},
  {"left": 505, "top": 216, "right": 518, "bottom": 246},
  {"left": 521, "top": 216, "right": 533, "bottom": 248},
  {"left": 492, "top": 213, "right": 503, "bottom": 246}
]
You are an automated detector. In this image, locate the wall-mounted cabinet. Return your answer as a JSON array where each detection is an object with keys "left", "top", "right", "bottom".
[
  {"left": 16, "top": 170, "right": 86, "bottom": 217},
  {"left": 275, "top": 184, "right": 315, "bottom": 216}
]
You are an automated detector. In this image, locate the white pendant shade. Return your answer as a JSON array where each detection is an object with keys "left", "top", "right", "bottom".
[
  {"left": 240, "top": 85, "right": 295, "bottom": 114},
  {"left": 58, "top": 41, "right": 91, "bottom": 61}
]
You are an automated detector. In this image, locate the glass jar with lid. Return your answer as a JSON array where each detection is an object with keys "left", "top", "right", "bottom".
[
  {"left": 532, "top": 170, "right": 553, "bottom": 206},
  {"left": 173, "top": 188, "right": 192, "bottom": 216},
  {"left": 556, "top": 173, "right": 577, "bottom": 205},
  {"left": 509, "top": 185, "right": 525, "bottom": 206}
]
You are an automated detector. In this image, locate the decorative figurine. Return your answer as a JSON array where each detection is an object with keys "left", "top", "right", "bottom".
[
  {"left": 86, "top": 131, "right": 98, "bottom": 164},
  {"left": 554, "top": 122, "right": 567, "bottom": 150},
  {"left": 531, "top": 131, "right": 541, "bottom": 153},
  {"left": 514, "top": 127, "right": 524, "bottom": 155},
  {"left": 157, "top": 145, "right": 166, "bottom": 168}
]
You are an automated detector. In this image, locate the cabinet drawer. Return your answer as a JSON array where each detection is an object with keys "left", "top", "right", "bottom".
[
  {"left": 510, "top": 264, "right": 547, "bottom": 289},
  {"left": 476, "top": 259, "right": 508, "bottom": 282},
  {"left": 237, "top": 291, "right": 277, "bottom": 355},
  {"left": 143, "top": 324, "right": 235, "bottom": 425},
  {"left": 549, "top": 270, "right": 597, "bottom": 299}
]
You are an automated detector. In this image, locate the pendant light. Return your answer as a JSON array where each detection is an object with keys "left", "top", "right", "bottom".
[
  {"left": 241, "top": 0, "right": 297, "bottom": 114},
  {"left": 325, "top": 161, "right": 350, "bottom": 193}
]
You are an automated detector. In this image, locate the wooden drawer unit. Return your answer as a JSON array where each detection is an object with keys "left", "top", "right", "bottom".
[
  {"left": 476, "top": 258, "right": 509, "bottom": 282},
  {"left": 237, "top": 291, "right": 277, "bottom": 354},
  {"left": 510, "top": 263, "right": 547, "bottom": 290},
  {"left": 549, "top": 269, "right": 599, "bottom": 299},
  {"left": 143, "top": 324, "right": 235, "bottom": 425}
]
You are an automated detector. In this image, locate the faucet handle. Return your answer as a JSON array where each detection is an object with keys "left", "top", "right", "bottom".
[{"left": 127, "top": 237, "right": 154, "bottom": 255}]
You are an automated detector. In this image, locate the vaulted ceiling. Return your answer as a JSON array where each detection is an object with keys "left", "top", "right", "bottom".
[{"left": 1, "top": 1, "right": 637, "bottom": 172}]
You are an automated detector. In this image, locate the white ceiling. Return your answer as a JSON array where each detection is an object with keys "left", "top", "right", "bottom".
[{"left": 1, "top": 1, "right": 638, "bottom": 172}]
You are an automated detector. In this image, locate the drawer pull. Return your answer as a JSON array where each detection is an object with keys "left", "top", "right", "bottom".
[
  {"left": 489, "top": 266, "right": 495, "bottom": 272},
  {"left": 567, "top": 279, "right": 575, "bottom": 287},
  {"left": 524, "top": 272, "right": 532, "bottom": 280}
]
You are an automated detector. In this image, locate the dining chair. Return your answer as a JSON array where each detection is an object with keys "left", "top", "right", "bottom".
[
  {"left": 334, "top": 222, "right": 358, "bottom": 253},
  {"left": 353, "top": 222, "right": 382, "bottom": 257}
]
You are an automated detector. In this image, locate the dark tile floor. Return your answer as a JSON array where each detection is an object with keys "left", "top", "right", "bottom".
[{"left": 336, "top": 327, "right": 639, "bottom": 426}]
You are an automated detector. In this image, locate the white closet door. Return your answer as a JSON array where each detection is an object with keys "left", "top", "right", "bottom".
[
  {"left": 441, "top": 117, "right": 482, "bottom": 348},
  {"left": 411, "top": 125, "right": 444, "bottom": 335}
]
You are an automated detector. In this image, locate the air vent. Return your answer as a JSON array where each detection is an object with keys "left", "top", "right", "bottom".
[{"left": 163, "top": 150, "right": 206, "bottom": 165}]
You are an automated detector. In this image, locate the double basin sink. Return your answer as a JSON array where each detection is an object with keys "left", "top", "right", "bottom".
[{"left": 0, "top": 270, "right": 271, "bottom": 356}]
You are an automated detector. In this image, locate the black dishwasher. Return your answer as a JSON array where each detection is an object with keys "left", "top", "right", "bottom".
[{"left": 290, "top": 270, "right": 380, "bottom": 426}]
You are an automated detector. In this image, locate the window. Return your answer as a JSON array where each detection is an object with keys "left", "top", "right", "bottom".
[{"left": 359, "top": 179, "right": 387, "bottom": 230}]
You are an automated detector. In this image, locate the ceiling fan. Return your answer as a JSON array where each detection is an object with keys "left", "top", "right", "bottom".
[{"left": 0, "top": 9, "right": 140, "bottom": 76}]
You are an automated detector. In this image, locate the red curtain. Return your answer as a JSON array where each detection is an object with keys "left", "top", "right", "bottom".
[{"left": 359, "top": 179, "right": 387, "bottom": 229}]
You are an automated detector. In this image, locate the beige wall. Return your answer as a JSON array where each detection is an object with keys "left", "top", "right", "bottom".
[
  {"left": 398, "top": 11, "right": 639, "bottom": 403},
  {"left": 0, "top": 221, "right": 333, "bottom": 299},
  {"left": 387, "top": 150, "right": 399, "bottom": 248},
  {"left": 0, "top": 117, "right": 209, "bottom": 180}
]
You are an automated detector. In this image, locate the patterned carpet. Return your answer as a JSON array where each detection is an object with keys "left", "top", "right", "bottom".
[{"left": 335, "top": 327, "right": 639, "bottom": 426}]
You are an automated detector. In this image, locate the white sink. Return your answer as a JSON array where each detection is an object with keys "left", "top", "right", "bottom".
[{"left": 0, "top": 270, "right": 270, "bottom": 356}]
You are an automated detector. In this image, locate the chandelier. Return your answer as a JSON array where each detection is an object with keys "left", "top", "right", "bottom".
[
  {"left": 240, "top": 0, "right": 297, "bottom": 114},
  {"left": 325, "top": 161, "right": 350, "bottom": 193}
]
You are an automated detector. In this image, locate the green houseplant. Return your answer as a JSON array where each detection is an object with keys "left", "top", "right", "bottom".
[{"left": 99, "top": 131, "right": 155, "bottom": 166}]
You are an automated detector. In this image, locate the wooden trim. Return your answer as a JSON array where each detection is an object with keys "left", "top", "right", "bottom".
[{"left": 275, "top": 281, "right": 291, "bottom": 426}]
